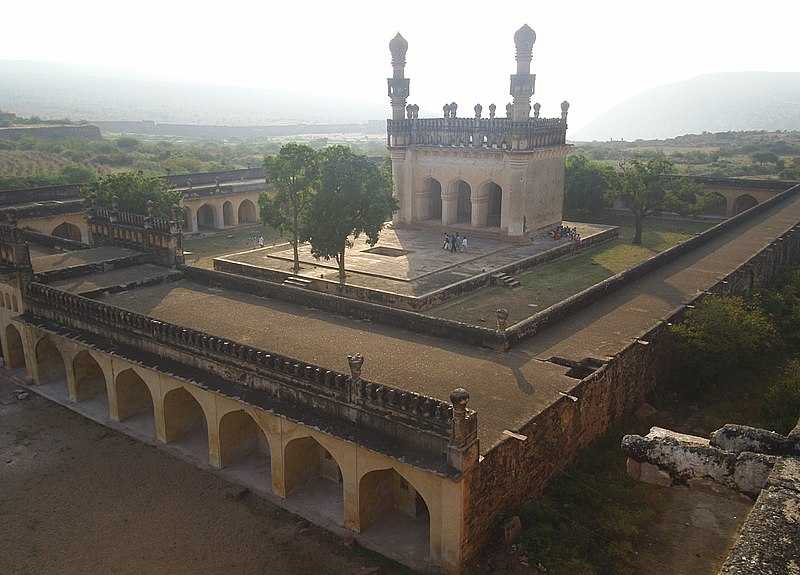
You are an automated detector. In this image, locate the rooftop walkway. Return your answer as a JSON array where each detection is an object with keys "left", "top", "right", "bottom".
[{"left": 95, "top": 190, "right": 800, "bottom": 453}]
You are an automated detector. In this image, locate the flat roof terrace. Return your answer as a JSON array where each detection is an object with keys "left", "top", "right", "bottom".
[
  {"left": 93, "top": 186, "right": 800, "bottom": 454},
  {"left": 217, "top": 222, "right": 614, "bottom": 299}
]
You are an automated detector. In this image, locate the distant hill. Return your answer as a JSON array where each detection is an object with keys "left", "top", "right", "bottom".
[
  {"left": 0, "top": 60, "right": 384, "bottom": 126},
  {"left": 573, "top": 72, "right": 800, "bottom": 142}
]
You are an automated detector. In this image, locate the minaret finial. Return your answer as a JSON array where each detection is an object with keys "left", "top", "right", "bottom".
[
  {"left": 387, "top": 33, "right": 410, "bottom": 122},
  {"left": 510, "top": 25, "right": 536, "bottom": 121}
]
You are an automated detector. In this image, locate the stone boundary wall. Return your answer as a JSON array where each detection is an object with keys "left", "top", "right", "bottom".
[
  {"left": 23, "top": 281, "right": 469, "bottom": 470},
  {"left": 34, "top": 252, "right": 149, "bottom": 284},
  {"left": 184, "top": 265, "right": 506, "bottom": 349},
  {"left": 460, "top": 205, "right": 800, "bottom": 564},
  {"left": 0, "top": 184, "right": 82, "bottom": 207},
  {"left": 214, "top": 226, "right": 619, "bottom": 312},
  {"left": 504, "top": 183, "right": 800, "bottom": 346},
  {"left": 0, "top": 124, "right": 101, "bottom": 142},
  {"left": 165, "top": 167, "right": 265, "bottom": 188},
  {"left": 19, "top": 228, "right": 89, "bottom": 252}
]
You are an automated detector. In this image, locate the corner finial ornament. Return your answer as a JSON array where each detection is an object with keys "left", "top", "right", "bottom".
[
  {"left": 488, "top": 103, "right": 496, "bottom": 119},
  {"left": 533, "top": 102, "right": 541, "bottom": 118},
  {"left": 449, "top": 387, "right": 470, "bottom": 409},
  {"left": 347, "top": 353, "right": 364, "bottom": 381},
  {"left": 389, "top": 32, "right": 408, "bottom": 65},
  {"left": 561, "top": 100, "right": 570, "bottom": 122},
  {"left": 450, "top": 102, "right": 458, "bottom": 118},
  {"left": 505, "top": 103, "right": 513, "bottom": 118},
  {"left": 474, "top": 103, "right": 482, "bottom": 119},
  {"left": 514, "top": 24, "right": 536, "bottom": 55}
]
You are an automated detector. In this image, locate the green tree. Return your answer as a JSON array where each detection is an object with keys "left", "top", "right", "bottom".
[
  {"left": 260, "top": 144, "right": 319, "bottom": 274},
  {"left": 608, "top": 158, "right": 705, "bottom": 245},
  {"left": 564, "top": 154, "right": 614, "bottom": 216},
  {"left": 301, "top": 146, "right": 396, "bottom": 284},
  {"left": 81, "top": 171, "right": 181, "bottom": 218},
  {"left": 751, "top": 151, "right": 779, "bottom": 166},
  {"left": 670, "top": 295, "right": 777, "bottom": 397}
]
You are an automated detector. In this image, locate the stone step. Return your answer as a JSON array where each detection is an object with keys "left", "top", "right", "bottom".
[{"left": 283, "top": 275, "right": 312, "bottom": 288}]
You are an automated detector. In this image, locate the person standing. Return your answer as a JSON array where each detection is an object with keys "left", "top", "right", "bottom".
[{"left": 462, "top": 235, "right": 468, "bottom": 253}]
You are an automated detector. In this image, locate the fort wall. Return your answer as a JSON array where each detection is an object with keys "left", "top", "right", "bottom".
[{"left": 460, "top": 202, "right": 800, "bottom": 563}]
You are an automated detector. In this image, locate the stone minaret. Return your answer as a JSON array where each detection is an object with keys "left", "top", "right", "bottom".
[
  {"left": 387, "top": 33, "right": 409, "bottom": 122},
  {"left": 510, "top": 24, "right": 536, "bottom": 121}
]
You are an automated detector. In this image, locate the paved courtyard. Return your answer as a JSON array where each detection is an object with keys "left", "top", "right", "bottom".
[{"left": 218, "top": 222, "right": 614, "bottom": 297}]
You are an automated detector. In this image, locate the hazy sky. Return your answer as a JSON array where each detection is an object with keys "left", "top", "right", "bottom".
[{"left": 3, "top": 0, "right": 798, "bottom": 131}]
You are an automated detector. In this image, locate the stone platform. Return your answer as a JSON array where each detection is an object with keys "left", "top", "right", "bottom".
[{"left": 213, "top": 222, "right": 617, "bottom": 310}]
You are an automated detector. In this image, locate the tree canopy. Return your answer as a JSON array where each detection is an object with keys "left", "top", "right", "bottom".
[
  {"left": 260, "top": 143, "right": 319, "bottom": 274},
  {"left": 80, "top": 171, "right": 182, "bottom": 218},
  {"left": 301, "top": 146, "right": 396, "bottom": 284},
  {"left": 608, "top": 157, "right": 706, "bottom": 244},
  {"left": 564, "top": 155, "right": 614, "bottom": 216}
]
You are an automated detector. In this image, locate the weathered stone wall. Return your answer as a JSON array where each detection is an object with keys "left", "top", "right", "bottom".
[{"left": 460, "top": 206, "right": 800, "bottom": 565}]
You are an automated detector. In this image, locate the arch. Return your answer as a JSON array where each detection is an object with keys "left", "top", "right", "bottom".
[
  {"left": 218, "top": 409, "right": 271, "bottom": 488},
  {"left": 284, "top": 435, "right": 344, "bottom": 524},
  {"left": 162, "top": 386, "right": 209, "bottom": 461},
  {"left": 426, "top": 178, "right": 442, "bottom": 222},
  {"left": 196, "top": 204, "right": 217, "bottom": 229},
  {"left": 454, "top": 180, "right": 471, "bottom": 224},
  {"left": 238, "top": 199, "right": 258, "bottom": 224},
  {"left": 72, "top": 350, "right": 108, "bottom": 407},
  {"left": 734, "top": 194, "right": 758, "bottom": 215},
  {"left": 358, "top": 467, "right": 431, "bottom": 559},
  {"left": 115, "top": 369, "right": 155, "bottom": 436},
  {"left": 223, "top": 201, "right": 235, "bottom": 226},
  {"left": 4, "top": 324, "right": 25, "bottom": 369},
  {"left": 480, "top": 181, "right": 503, "bottom": 227},
  {"left": 702, "top": 191, "right": 727, "bottom": 217},
  {"left": 52, "top": 221, "right": 82, "bottom": 242},
  {"left": 35, "top": 335, "right": 66, "bottom": 387}
]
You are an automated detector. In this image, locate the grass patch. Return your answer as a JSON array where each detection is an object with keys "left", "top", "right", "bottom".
[
  {"left": 518, "top": 427, "right": 663, "bottom": 575},
  {"left": 432, "top": 218, "right": 712, "bottom": 324}
]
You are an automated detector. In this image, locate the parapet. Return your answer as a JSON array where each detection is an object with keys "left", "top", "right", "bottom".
[{"left": 88, "top": 207, "right": 183, "bottom": 267}]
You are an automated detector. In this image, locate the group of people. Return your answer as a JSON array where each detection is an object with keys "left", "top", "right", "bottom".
[
  {"left": 550, "top": 224, "right": 581, "bottom": 243},
  {"left": 249, "top": 233, "right": 265, "bottom": 248},
  {"left": 442, "top": 232, "right": 468, "bottom": 253}
]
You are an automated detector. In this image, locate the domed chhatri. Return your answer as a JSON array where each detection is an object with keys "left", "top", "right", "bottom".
[
  {"left": 450, "top": 387, "right": 470, "bottom": 407},
  {"left": 389, "top": 32, "right": 408, "bottom": 59},
  {"left": 514, "top": 24, "right": 536, "bottom": 49}
]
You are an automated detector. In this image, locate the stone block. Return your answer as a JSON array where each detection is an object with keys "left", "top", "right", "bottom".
[
  {"left": 639, "top": 461, "right": 672, "bottom": 487},
  {"left": 626, "top": 457, "right": 642, "bottom": 480}
]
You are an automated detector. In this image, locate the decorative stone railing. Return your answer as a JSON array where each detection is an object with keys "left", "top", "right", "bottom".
[
  {"left": 25, "top": 281, "right": 477, "bottom": 469},
  {"left": 387, "top": 117, "right": 567, "bottom": 151},
  {"left": 89, "top": 207, "right": 183, "bottom": 266}
]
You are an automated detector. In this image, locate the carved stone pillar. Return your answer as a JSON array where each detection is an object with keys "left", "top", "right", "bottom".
[
  {"left": 389, "top": 148, "right": 410, "bottom": 223},
  {"left": 505, "top": 155, "right": 528, "bottom": 236},
  {"left": 471, "top": 195, "right": 488, "bottom": 227},
  {"left": 447, "top": 388, "right": 479, "bottom": 471},
  {"left": 441, "top": 190, "right": 458, "bottom": 226}
]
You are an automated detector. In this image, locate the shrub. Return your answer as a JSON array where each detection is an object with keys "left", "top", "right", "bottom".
[
  {"left": 670, "top": 296, "right": 777, "bottom": 397},
  {"left": 763, "top": 360, "right": 800, "bottom": 434}
]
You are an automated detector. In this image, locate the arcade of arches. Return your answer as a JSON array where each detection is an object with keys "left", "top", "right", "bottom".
[
  {"left": 0, "top": 322, "right": 458, "bottom": 567},
  {"left": 181, "top": 196, "right": 261, "bottom": 233},
  {"left": 419, "top": 177, "right": 504, "bottom": 229}
]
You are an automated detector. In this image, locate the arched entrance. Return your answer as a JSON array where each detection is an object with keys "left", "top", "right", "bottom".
[
  {"left": 482, "top": 181, "right": 502, "bottom": 227},
  {"left": 115, "top": 369, "right": 155, "bottom": 437},
  {"left": 4, "top": 324, "right": 25, "bottom": 369},
  {"left": 734, "top": 194, "right": 758, "bottom": 215},
  {"left": 702, "top": 192, "right": 727, "bottom": 217},
  {"left": 35, "top": 336, "right": 67, "bottom": 397},
  {"left": 52, "top": 222, "right": 82, "bottom": 242},
  {"left": 284, "top": 436, "right": 343, "bottom": 524},
  {"left": 163, "top": 386, "right": 208, "bottom": 462},
  {"left": 223, "top": 201, "right": 235, "bottom": 226},
  {"left": 426, "top": 178, "right": 442, "bottom": 222},
  {"left": 359, "top": 468, "right": 431, "bottom": 560},
  {"left": 196, "top": 204, "right": 216, "bottom": 229},
  {"left": 218, "top": 410, "right": 271, "bottom": 489},
  {"left": 455, "top": 181, "right": 471, "bottom": 224},
  {"left": 238, "top": 199, "right": 258, "bottom": 224},
  {"left": 72, "top": 351, "right": 108, "bottom": 415}
]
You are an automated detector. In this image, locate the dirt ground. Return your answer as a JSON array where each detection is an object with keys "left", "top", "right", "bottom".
[{"left": 0, "top": 374, "right": 405, "bottom": 575}]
